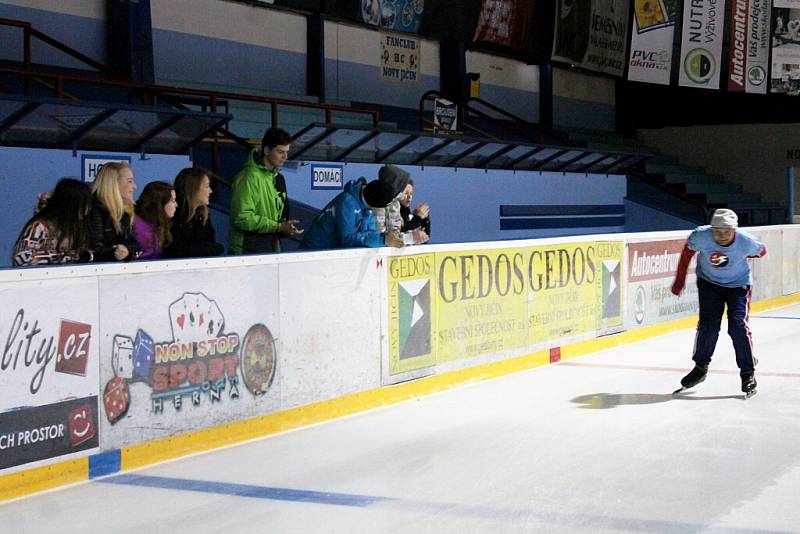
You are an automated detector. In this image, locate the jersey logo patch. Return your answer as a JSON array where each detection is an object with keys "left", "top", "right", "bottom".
[{"left": 710, "top": 251, "right": 729, "bottom": 267}]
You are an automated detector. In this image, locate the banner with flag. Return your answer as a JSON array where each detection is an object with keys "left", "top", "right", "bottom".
[
  {"left": 359, "top": 0, "right": 424, "bottom": 34},
  {"left": 627, "top": 0, "right": 678, "bottom": 84},
  {"left": 473, "top": 0, "right": 535, "bottom": 51},
  {"left": 727, "top": 0, "right": 771, "bottom": 93},
  {"left": 678, "top": 0, "right": 727, "bottom": 89}
]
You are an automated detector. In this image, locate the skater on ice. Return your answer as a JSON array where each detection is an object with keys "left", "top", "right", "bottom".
[{"left": 670, "top": 209, "right": 766, "bottom": 397}]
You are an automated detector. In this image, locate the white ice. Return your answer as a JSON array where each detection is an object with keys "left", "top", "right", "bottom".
[{"left": 4, "top": 303, "right": 800, "bottom": 534}]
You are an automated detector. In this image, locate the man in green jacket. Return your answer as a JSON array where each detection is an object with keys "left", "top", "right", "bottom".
[{"left": 229, "top": 127, "right": 303, "bottom": 254}]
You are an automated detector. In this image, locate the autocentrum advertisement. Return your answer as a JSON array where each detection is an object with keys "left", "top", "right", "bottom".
[{"left": 626, "top": 239, "right": 698, "bottom": 329}]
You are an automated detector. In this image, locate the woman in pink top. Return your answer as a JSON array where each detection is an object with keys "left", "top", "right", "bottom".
[{"left": 133, "top": 181, "right": 177, "bottom": 259}]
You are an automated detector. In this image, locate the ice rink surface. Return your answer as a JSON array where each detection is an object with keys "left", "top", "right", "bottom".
[{"left": 4, "top": 303, "right": 800, "bottom": 534}]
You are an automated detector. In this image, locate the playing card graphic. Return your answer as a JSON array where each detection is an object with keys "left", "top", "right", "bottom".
[{"left": 169, "top": 292, "right": 224, "bottom": 343}]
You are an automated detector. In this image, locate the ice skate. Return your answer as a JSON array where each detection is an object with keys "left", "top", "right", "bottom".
[
  {"left": 673, "top": 364, "right": 708, "bottom": 394},
  {"left": 741, "top": 371, "right": 757, "bottom": 399}
]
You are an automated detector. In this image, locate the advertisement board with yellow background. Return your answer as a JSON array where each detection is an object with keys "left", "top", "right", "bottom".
[
  {"left": 388, "top": 242, "right": 624, "bottom": 374},
  {"left": 388, "top": 254, "right": 437, "bottom": 374}
]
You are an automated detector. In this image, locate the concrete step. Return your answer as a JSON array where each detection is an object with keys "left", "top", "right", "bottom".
[
  {"left": 663, "top": 173, "right": 726, "bottom": 185},
  {"left": 684, "top": 182, "right": 742, "bottom": 194},
  {"left": 645, "top": 163, "right": 706, "bottom": 175},
  {"left": 706, "top": 192, "right": 761, "bottom": 204}
]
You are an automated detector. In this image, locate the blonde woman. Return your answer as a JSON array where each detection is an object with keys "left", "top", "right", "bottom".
[
  {"left": 163, "top": 167, "right": 224, "bottom": 258},
  {"left": 89, "top": 162, "right": 140, "bottom": 261}
]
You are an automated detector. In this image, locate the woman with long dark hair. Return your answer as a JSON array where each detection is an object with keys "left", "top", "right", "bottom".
[
  {"left": 164, "top": 167, "right": 224, "bottom": 258},
  {"left": 12, "top": 178, "right": 93, "bottom": 266},
  {"left": 133, "top": 181, "right": 177, "bottom": 259}
]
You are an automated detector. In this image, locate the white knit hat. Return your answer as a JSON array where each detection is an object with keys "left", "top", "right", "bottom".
[{"left": 710, "top": 208, "right": 738, "bottom": 229}]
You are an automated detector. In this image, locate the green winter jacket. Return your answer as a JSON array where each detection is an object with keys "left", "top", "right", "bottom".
[{"left": 228, "top": 149, "right": 288, "bottom": 254}]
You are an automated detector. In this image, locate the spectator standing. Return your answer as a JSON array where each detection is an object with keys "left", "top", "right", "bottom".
[
  {"left": 229, "top": 127, "right": 302, "bottom": 254},
  {"left": 164, "top": 167, "right": 224, "bottom": 258},
  {"left": 671, "top": 209, "right": 767, "bottom": 396},
  {"left": 300, "top": 168, "right": 406, "bottom": 250},
  {"left": 12, "top": 178, "right": 94, "bottom": 266},
  {"left": 133, "top": 181, "right": 176, "bottom": 259},
  {"left": 90, "top": 162, "right": 140, "bottom": 262}
]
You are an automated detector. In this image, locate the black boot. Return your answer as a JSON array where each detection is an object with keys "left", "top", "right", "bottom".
[
  {"left": 741, "top": 371, "right": 757, "bottom": 394},
  {"left": 680, "top": 364, "right": 708, "bottom": 389}
]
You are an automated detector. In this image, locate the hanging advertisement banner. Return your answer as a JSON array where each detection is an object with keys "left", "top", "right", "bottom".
[
  {"left": 727, "top": 0, "right": 771, "bottom": 93},
  {"left": 433, "top": 98, "right": 458, "bottom": 132},
  {"left": 770, "top": 0, "right": 800, "bottom": 95},
  {"left": 380, "top": 31, "right": 421, "bottom": 83},
  {"left": 552, "top": 0, "right": 630, "bottom": 76},
  {"left": 360, "top": 0, "right": 424, "bottom": 34},
  {"left": 678, "top": 0, "right": 727, "bottom": 89},
  {"left": 473, "top": 0, "right": 535, "bottom": 51},
  {"left": 627, "top": 0, "right": 679, "bottom": 84}
]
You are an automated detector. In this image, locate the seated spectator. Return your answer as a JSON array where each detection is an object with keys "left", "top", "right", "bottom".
[
  {"left": 373, "top": 165, "right": 411, "bottom": 234},
  {"left": 164, "top": 167, "right": 225, "bottom": 258},
  {"left": 300, "top": 168, "right": 406, "bottom": 250},
  {"left": 90, "top": 162, "right": 140, "bottom": 262},
  {"left": 133, "top": 181, "right": 176, "bottom": 259},
  {"left": 12, "top": 178, "right": 93, "bottom": 266},
  {"left": 399, "top": 180, "right": 430, "bottom": 245}
]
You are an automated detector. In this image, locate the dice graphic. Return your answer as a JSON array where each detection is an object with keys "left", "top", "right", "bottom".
[
  {"left": 132, "top": 329, "right": 154, "bottom": 383},
  {"left": 103, "top": 377, "right": 130, "bottom": 423},
  {"left": 112, "top": 335, "right": 134, "bottom": 379}
]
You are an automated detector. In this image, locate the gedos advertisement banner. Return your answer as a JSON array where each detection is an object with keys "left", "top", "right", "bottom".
[
  {"left": 98, "top": 269, "right": 279, "bottom": 448},
  {"left": 380, "top": 30, "right": 420, "bottom": 83},
  {"left": 552, "top": 0, "right": 630, "bottom": 76},
  {"left": 679, "top": 0, "right": 727, "bottom": 89},
  {"left": 728, "top": 0, "right": 771, "bottom": 93},
  {"left": 628, "top": 0, "right": 679, "bottom": 84},
  {"left": 473, "top": 0, "right": 535, "bottom": 51},
  {"left": 387, "top": 241, "right": 623, "bottom": 374},
  {"left": 361, "top": 0, "right": 424, "bottom": 34},
  {"left": 388, "top": 254, "right": 437, "bottom": 374},
  {"left": 626, "top": 239, "right": 698, "bottom": 329},
  {"left": 0, "top": 279, "right": 100, "bottom": 470},
  {"left": 770, "top": 0, "right": 800, "bottom": 95}
]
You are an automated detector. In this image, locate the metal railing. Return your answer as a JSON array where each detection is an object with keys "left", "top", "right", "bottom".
[{"left": 419, "top": 90, "right": 569, "bottom": 146}]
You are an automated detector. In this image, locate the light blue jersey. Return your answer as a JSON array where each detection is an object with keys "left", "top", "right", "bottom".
[{"left": 687, "top": 226, "right": 764, "bottom": 287}]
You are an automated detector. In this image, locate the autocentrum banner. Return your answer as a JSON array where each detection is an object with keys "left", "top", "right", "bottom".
[
  {"left": 727, "top": 0, "right": 771, "bottom": 93},
  {"left": 626, "top": 239, "right": 698, "bottom": 328},
  {"left": 552, "top": 0, "right": 630, "bottom": 76},
  {"left": 770, "top": 0, "right": 800, "bottom": 95},
  {"left": 628, "top": 0, "right": 679, "bottom": 84},
  {"left": 388, "top": 242, "right": 624, "bottom": 374},
  {"left": 679, "top": 0, "right": 727, "bottom": 88}
]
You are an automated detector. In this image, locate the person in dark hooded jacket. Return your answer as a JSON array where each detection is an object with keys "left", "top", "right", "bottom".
[{"left": 299, "top": 168, "right": 405, "bottom": 250}]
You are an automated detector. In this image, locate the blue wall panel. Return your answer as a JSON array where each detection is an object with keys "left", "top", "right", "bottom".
[
  {"left": 325, "top": 59, "right": 439, "bottom": 110},
  {"left": 152, "top": 29, "right": 306, "bottom": 96},
  {"left": 0, "top": 3, "right": 106, "bottom": 68},
  {"left": 477, "top": 84, "right": 539, "bottom": 124},
  {"left": 280, "top": 162, "right": 626, "bottom": 245},
  {"left": 553, "top": 96, "right": 615, "bottom": 132}
]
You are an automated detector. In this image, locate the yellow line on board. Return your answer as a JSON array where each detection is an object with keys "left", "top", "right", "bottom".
[
  {"left": 0, "top": 458, "right": 88, "bottom": 502},
  {"left": 5, "top": 292, "right": 800, "bottom": 500}
]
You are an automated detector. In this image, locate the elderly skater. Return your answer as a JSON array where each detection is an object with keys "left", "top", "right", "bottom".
[{"left": 671, "top": 209, "right": 767, "bottom": 396}]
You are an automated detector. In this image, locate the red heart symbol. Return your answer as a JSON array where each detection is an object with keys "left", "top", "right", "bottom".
[{"left": 177, "top": 314, "right": 185, "bottom": 329}]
